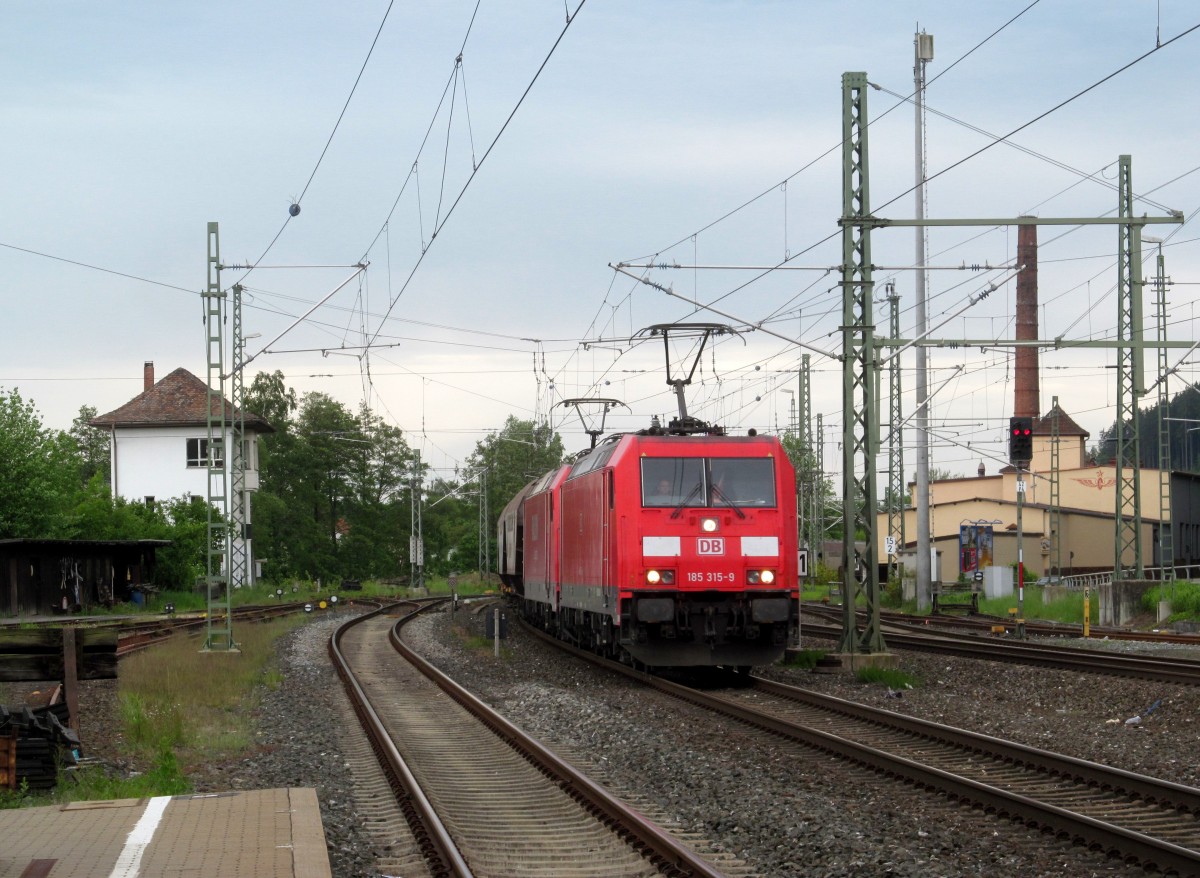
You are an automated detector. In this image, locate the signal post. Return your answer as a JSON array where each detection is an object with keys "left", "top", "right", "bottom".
[{"left": 1009, "top": 417, "right": 1033, "bottom": 639}]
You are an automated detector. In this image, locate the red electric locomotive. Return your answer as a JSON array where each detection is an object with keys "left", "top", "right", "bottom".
[{"left": 498, "top": 426, "right": 799, "bottom": 667}]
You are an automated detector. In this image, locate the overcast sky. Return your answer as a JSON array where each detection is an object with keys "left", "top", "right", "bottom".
[{"left": 3, "top": 1, "right": 1198, "bottom": 482}]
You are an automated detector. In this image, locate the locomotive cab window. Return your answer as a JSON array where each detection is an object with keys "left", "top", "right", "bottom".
[
  {"left": 641, "top": 458, "right": 704, "bottom": 506},
  {"left": 709, "top": 458, "right": 776, "bottom": 507},
  {"left": 641, "top": 457, "right": 775, "bottom": 508}
]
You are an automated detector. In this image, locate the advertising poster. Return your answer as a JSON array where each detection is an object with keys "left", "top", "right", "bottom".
[{"left": 959, "top": 524, "right": 994, "bottom": 574}]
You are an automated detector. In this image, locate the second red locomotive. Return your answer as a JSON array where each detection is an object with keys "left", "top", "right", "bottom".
[{"left": 497, "top": 426, "right": 799, "bottom": 668}]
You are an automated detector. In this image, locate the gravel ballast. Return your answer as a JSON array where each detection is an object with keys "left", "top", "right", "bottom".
[{"left": 7, "top": 607, "right": 1200, "bottom": 877}]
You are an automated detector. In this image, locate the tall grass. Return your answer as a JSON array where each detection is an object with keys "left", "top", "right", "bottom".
[
  {"left": 856, "top": 666, "right": 919, "bottom": 689},
  {"left": 118, "top": 615, "right": 305, "bottom": 757},
  {"left": 976, "top": 587, "right": 1098, "bottom": 624},
  {"left": 45, "top": 614, "right": 306, "bottom": 804},
  {"left": 1141, "top": 581, "right": 1200, "bottom": 620}
]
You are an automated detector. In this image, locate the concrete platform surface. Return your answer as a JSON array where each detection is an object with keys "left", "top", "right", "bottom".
[{"left": 0, "top": 787, "right": 330, "bottom": 878}]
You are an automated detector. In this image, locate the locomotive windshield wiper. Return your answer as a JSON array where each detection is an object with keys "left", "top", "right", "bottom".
[
  {"left": 710, "top": 484, "right": 747, "bottom": 519},
  {"left": 669, "top": 483, "right": 704, "bottom": 519}
]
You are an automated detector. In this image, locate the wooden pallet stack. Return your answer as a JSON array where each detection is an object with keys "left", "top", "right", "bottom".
[{"left": 0, "top": 703, "right": 81, "bottom": 790}]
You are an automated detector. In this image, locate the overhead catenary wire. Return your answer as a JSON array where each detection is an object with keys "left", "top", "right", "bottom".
[
  {"left": 610, "top": 18, "right": 1200, "bottom": 392},
  {"left": 233, "top": 0, "right": 400, "bottom": 290},
  {"left": 362, "top": 0, "right": 589, "bottom": 348}
]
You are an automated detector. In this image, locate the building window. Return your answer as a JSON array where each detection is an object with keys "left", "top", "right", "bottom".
[{"left": 186, "top": 437, "right": 224, "bottom": 468}]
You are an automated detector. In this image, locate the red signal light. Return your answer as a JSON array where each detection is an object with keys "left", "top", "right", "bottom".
[{"left": 1008, "top": 416, "right": 1034, "bottom": 463}]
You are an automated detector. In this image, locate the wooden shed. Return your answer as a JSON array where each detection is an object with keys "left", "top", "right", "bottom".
[{"left": 0, "top": 539, "right": 169, "bottom": 617}]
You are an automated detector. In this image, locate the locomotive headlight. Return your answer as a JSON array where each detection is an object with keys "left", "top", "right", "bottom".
[
  {"left": 645, "top": 569, "right": 675, "bottom": 585},
  {"left": 700, "top": 517, "right": 719, "bottom": 533},
  {"left": 760, "top": 569, "right": 776, "bottom": 585},
  {"left": 748, "top": 569, "right": 776, "bottom": 585},
  {"left": 646, "top": 569, "right": 661, "bottom": 584}
]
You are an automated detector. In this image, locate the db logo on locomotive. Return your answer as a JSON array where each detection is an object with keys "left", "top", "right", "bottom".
[{"left": 697, "top": 537, "right": 725, "bottom": 555}]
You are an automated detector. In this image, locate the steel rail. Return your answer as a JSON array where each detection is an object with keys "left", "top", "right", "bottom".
[
  {"left": 798, "top": 619, "right": 1200, "bottom": 685},
  {"left": 331, "top": 601, "right": 472, "bottom": 878},
  {"left": 805, "top": 600, "right": 1200, "bottom": 645},
  {"left": 389, "top": 610, "right": 730, "bottom": 878},
  {"left": 523, "top": 622, "right": 1200, "bottom": 875}
]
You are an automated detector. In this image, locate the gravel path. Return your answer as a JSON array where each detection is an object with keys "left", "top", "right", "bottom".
[{"left": 6, "top": 606, "right": 1200, "bottom": 877}]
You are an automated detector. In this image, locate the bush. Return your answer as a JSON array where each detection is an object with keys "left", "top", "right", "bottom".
[
  {"left": 856, "top": 666, "right": 918, "bottom": 689},
  {"left": 1141, "top": 581, "right": 1200, "bottom": 618}
]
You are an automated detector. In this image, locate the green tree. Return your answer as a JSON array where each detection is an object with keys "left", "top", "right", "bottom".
[
  {"left": 465, "top": 416, "right": 565, "bottom": 573},
  {"left": 421, "top": 475, "right": 472, "bottom": 576},
  {"left": 263, "top": 391, "right": 358, "bottom": 584},
  {"left": 153, "top": 496, "right": 212, "bottom": 589},
  {"left": 335, "top": 404, "right": 419, "bottom": 579},
  {"left": 781, "top": 432, "right": 839, "bottom": 540},
  {"left": 68, "top": 405, "right": 111, "bottom": 487},
  {"left": 1090, "top": 382, "right": 1200, "bottom": 472},
  {"left": 0, "top": 389, "right": 76, "bottom": 538},
  {"left": 65, "top": 478, "right": 213, "bottom": 589},
  {"left": 248, "top": 383, "right": 424, "bottom": 584},
  {"left": 245, "top": 370, "right": 297, "bottom": 428}
]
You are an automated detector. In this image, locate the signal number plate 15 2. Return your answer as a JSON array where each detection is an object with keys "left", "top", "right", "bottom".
[{"left": 686, "top": 571, "right": 736, "bottom": 583}]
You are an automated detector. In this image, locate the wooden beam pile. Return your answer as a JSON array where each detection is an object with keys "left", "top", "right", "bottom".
[{"left": 0, "top": 703, "right": 80, "bottom": 790}]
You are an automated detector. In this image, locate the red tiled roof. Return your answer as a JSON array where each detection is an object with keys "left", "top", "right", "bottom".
[
  {"left": 89, "top": 367, "right": 273, "bottom": 432},
  {"left": 1034, "top": 402, "right": 1088, "bottom": 439}
]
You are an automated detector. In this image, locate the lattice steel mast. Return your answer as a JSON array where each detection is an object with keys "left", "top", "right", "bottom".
[
  {"left": 229, "top": 283, "right": 249, "bottom": 591},
  {"left": 886, "top": 284, "right": 905, "bottom": 586},
  {"left": 1151, "top": 240, "right": 1173, "bottom": 577},
  {"left": 1049, "top": 396, "right": 1061, "bottom": 577},
  {"left": 798, "top": 355, "right": 819, "bottom": 576},
  {"left": 202, "top": 222, "right": 236, "bottom": 652},
  {"left": 838, "top": 72, "right": 885, "bottom": 655},
  {"left": 1114, "top": 155, "right": 1144, "bottom": 578}
]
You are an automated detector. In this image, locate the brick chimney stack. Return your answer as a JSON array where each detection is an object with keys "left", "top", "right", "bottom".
[
  {"left": 1014, "top": 222, "right": 1039, "bottom": 418},
  {"left": 144, "top": 361, "right": 155, "bottom": 392}
]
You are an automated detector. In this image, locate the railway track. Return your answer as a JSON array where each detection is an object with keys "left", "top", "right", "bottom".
[
  {"left": 330, "top": 600, "right": 730, "bottom": 878},
  {"left": 806, "top": 601, "right": 1200, "bottom": 646},
  {"left": 525, "top": 623, "right": 1200, "bottom": 875},
  {"left": 798, "top": 607, "right": 1200, "bottom": 686},
  {"left": 112, "top": 600, "right": 379, "bottom": 656}
]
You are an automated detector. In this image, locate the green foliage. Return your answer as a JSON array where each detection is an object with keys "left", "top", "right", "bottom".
[
  {"left": 67, "top": 405, "right": 110, "bottom": 488},
  {"left": 1009, "top": 562, "right": 1037, "bottom": 583},
  {"left": 1141, "top": 581, "right": 1200, "bottom": 619},
  {"left": 1092, "top": 382, "right": 1200, "bottom": 470},
  {"left": 0, "top": 377, "right": 574, "bottom": 589},
  {"left": 812, "top": 561, "right": 839, "bottom": 585},
  {"left": 459, "top": 416, "right": 566, "bottom": 575},
  {"left": 250, "top": 388, "right": 424, "bottom": 584},
  {"left": 118, "top": 616, "right": 304, "bottom": 767},
  {"left": 152, "top": 496, "right": 212, "bottom": 589},
  {"left": 855, "top": 666, "right": 918, "bottom": 689},
  {"left": 0, "top": 388, "right": 76, "bottom": 538},
  {"left": 782, "top": 648, "right": 826, "bottom": 669},
  {"left": 881, "top": 573, "right": 904, "bottom": 608},
  {"left": 780, "top": 432, "right": 839, "bottom": 538},
  {"left": 0, "top": 778, "right": 35, "bottom": 810},
  {"left": 976, "top": 586, "right": 1098, "bottom": 625}
]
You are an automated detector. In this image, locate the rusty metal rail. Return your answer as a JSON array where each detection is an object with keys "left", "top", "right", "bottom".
[
  {"left": 805, "top": 601, "right": 1200, "bottom": 647},
  {"left": 525, "top": 622, "right": 1200, "bottom": 875},
  {"left": 330, "top": 601, "right": 467, "bottom": 878},
  {"left": 332, "top": 600, "right": 729, "bottom": 878},
  {"left": 798, "top": 614, "right": 1200, "bottom": 686}
]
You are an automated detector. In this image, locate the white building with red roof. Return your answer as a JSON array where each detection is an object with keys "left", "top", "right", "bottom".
[{"left": 89, "top": 362, "right": 273, "bottom": 587}]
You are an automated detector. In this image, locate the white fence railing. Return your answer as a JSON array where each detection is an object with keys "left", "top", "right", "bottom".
[{"left": 1057, "top": 566, "right": 1200, "bottom": 589}]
